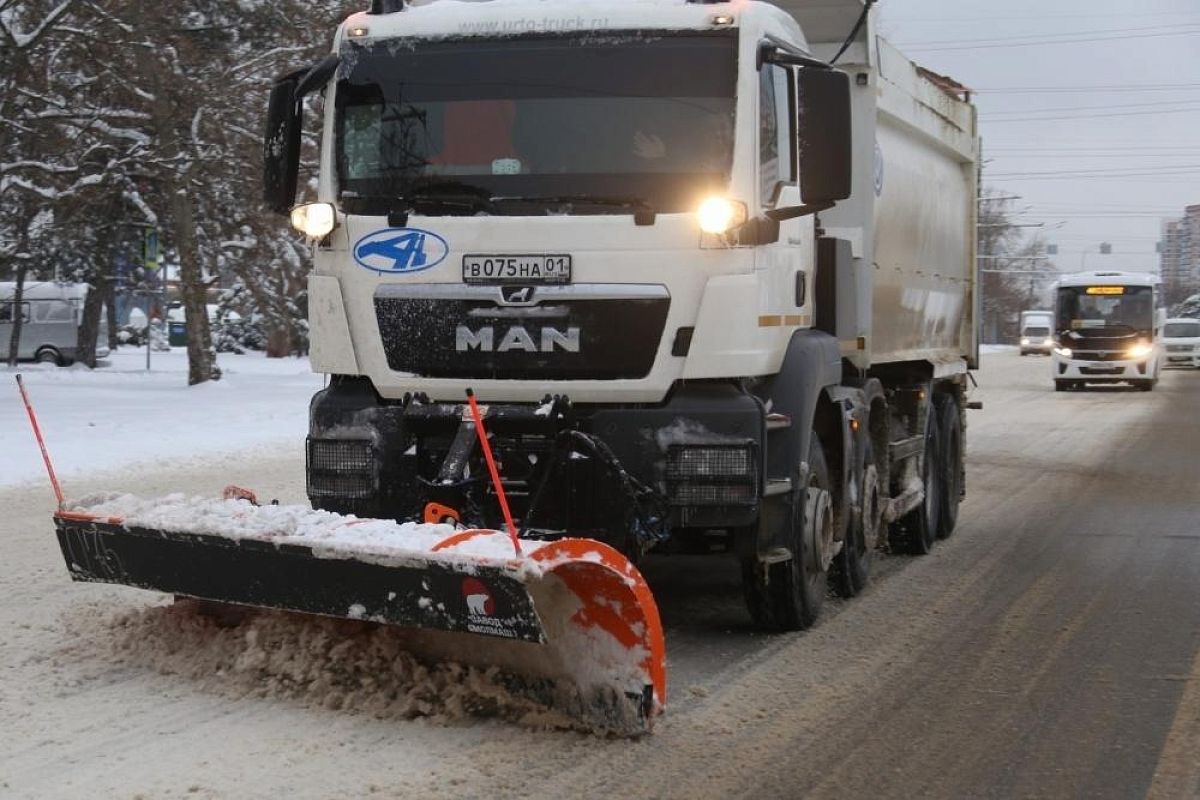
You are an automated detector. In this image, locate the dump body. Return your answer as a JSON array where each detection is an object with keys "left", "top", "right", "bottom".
[{"left": 777, "top": 0, "right": 978, "bottom": 371}]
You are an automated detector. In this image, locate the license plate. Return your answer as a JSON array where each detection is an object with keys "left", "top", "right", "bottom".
[{"left": 462, "top": 254, "right": 571, "bottom": 284}]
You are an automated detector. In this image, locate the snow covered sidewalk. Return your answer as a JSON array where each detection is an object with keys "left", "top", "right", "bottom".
[{"left": 1, "top": 347, "right": 323, "bottom": 489}]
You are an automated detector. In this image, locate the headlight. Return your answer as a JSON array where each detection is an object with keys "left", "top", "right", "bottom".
[
  {"left": 1042, "top": 338, "right": 1053, "bottom": 347},
  {"left": 1054, "top": 346, "right": 1073, "bottom": 359},
  {"left": 697, "top": 197, "right": 748, "bottom": 235},
  {"left": 1020, "top": 337, "right": 1030, "bottom": 346},
  {"left": 1126, "top": 342, "right": 1153, "bottom": 359},
  {"left": 290, "top": 202, "right": 337, "bottom": 239}
]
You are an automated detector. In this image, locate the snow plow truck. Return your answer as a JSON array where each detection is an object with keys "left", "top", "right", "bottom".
[{"left": 48, "top": 0, "right": 979, "bottom": 735}]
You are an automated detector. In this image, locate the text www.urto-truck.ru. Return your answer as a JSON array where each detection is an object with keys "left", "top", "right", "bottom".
[{"left": 457, "top": 16, "right": 610, "bottom": 34}]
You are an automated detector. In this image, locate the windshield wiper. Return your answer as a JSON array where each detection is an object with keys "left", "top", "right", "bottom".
[
  {"left": 341, "top": 183, "right": 496, "bottom": 220},
  {"left": 489, "top": 194, "right": 656, "bottom": 225}
]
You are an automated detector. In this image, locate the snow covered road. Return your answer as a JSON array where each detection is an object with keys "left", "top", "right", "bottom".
[{"left": 4, "top": 351, "right": 1200, "bottom": 798}]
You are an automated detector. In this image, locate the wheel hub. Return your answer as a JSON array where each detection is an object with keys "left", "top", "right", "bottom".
[
  {"left": 861, "top": 464, "right": 881, "bottom": 550},
  {"left": 805, "top": 487, "right": 836, "bottom": 572}
]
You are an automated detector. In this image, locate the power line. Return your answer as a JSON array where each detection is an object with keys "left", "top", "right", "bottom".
[
  {"left": 977, "top": 83, "right": 1200, "bottom": 94},
  {"left": 983, "top": 98, "right": 1200, "bottom": 116},
  {"left": 984, "top": 104, "right": 1200, "bottom": 123},
  {"left": 902, "top": 26, "right": 1200, "bottom": 52}
]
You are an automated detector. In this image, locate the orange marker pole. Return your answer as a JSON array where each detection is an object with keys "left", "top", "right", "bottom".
[
  {"left": 465, "top": 388, "right": 521, "bottom": 557},
  {"left": 15, "top": 375, "right": 65, "bottom": 508}
]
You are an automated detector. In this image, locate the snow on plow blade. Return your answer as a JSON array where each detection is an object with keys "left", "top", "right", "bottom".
[{"left": 53, "top": 496, "right": 665, "bottom": 735}]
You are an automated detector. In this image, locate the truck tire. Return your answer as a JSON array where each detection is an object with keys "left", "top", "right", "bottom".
[
  {"left": 832, "top": 439, "right": 878, "bottom": 598},
  {"left": 935, "top": 394, "right": 962, "bottom": 540},
  {"left": 891, "top": 406, "right": 941, "bottom": 555},
  {"left": 742, "top": 435, "right": 831, "bottom": 631},
  {"left": 1136, "top": 380, "right": 1155, "bottom": 392}
]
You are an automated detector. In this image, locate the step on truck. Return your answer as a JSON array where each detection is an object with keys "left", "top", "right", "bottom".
[{"left": 50, "top": 0, "right": 979, "bottom": 734}]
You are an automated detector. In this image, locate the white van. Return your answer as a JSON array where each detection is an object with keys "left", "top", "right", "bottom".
[{"left": 0, "top": 281, "right": 110, "bottom": 365}]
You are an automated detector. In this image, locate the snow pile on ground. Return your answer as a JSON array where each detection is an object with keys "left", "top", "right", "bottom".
[
  {"left": 68, "top": 492, "right": 540, "bottom": 562},
  {"left": 1, "top": 347, "right": 321, "bottom": 489},
  {"left": 63, "top": 601, "right": 578, "bottom": 731}
]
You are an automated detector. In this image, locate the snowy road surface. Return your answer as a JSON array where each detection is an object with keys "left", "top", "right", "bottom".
[{"left": 4, "top": 352, "right": 1200, "bottom": 799}]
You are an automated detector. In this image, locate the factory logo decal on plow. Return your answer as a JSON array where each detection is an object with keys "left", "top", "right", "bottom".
[
  {"left": 462, "top": 577, "right": 518, "bottom": 638},
  {"left": 353, "top": 227, "right": 448, "bottom": 274}
]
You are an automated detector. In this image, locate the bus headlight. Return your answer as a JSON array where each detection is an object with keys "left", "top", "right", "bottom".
[
  {"left": 1126, "top": 342, "right": 1153, "bottom": 359},
  {"left": 697, "top": 197, "right": 748, "bottom": 235},
  {"left": 290, "top": 203, "right": 337, "bottom": 239}
]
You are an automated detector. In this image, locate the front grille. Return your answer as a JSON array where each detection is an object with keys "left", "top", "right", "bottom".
[
  {"left": 1080, "top": 366, "right": 1123, "bottom": 376},
  {"left": 1166, "top": 345, "right": 1194, "bottom": 353},
  {"left": 1074, "top": 351, "right": 1125, "bottom": 362},
  {"left": 666, "top": 444, "right": 758, "bottom": 507},
  {"left": 307, "top": 438, "right": 376, "bottom": 499},
  {"left": 373, "top": 284, "right": 670, "bottom": 380}
]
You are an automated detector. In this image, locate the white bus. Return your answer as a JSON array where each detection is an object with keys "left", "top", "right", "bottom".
[
  {"left": 1051, "top": 271, "right": 1163, "bottom": 391},
  {"left": 0, "top": 282, "right": 110, "bottom": 366}
]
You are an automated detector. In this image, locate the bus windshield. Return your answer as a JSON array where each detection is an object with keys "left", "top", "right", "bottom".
[{"left": 1056, "top": 286, "right": 1154, "bottom": 334}]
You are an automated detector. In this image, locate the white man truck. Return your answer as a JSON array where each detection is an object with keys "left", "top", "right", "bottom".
[
  {"left": 273, "top": 0, "right": 979, "bottom": 628},
  {"left": 52, "top": 0, "right": 979, "bottom": 731},
  {"left": 1052, "top": 271, "right": 1163, "bottom": 392}
]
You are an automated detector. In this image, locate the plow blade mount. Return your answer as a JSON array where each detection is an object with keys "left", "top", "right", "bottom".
[{"left": 54, "top": 498, "right": 665, "bottom": 735}]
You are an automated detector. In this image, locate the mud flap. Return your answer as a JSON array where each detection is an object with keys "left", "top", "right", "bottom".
[{"left": 53, "top": 509, "right": 665, "bottom": 735}]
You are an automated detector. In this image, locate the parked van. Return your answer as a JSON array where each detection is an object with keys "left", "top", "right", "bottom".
[{"left": 0, "top": 282, "right": 110, "bottom": 366}]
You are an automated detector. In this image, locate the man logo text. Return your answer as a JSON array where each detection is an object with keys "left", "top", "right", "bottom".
[{"left": 456, "top": 326, "right": 581, "bottom": 353}]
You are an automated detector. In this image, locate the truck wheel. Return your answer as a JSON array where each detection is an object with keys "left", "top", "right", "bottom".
[
  {"left": 1136, "top": 380, "right": 1155, "bottom": 392},
  {"left": 832, "top": 439, "right": 879, "bottom": 598},
  {"left": 35, "top": 347, "right": 63, "bottom": 366},
  {"left": 891, "top": 406, "right": 941, "bottom": 555},
  {"left": 935, "top": 394, "right": 962, "bottom": 540},
  {"left": 742, "top": 435, "right": 831, "bottom": 631}
]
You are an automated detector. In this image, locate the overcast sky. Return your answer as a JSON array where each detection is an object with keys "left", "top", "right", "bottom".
[{"left": 876, "top": 0, "right": 1199, "bottom": 274}]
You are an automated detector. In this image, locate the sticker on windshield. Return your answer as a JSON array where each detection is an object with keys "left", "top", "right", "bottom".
[
  {"left": 492, "top": 158, "right": 521, "bottom": 175},
  {"left": 353, "top": 228, "right": 449, "bottom": 274}
]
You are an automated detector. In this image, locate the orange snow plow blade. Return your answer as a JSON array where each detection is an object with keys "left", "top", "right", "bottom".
[{"left": 52, "top": 496, "right": 665, "bottom": 735}]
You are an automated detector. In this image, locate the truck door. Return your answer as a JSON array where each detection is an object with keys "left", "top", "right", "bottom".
[{"left": 756, "top": 62, "right": 809, "bottom": 329}]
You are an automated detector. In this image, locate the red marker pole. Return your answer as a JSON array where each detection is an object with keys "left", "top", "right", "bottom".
[
  {"left": 465, "top": 388, "right": 521, "bottom": 557},
  {"left": 15, "top": 375, "right": 65, "bottom": 509}
]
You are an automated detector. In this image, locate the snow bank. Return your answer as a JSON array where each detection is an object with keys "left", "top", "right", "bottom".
[{"left": 2, "top": 347, "right": 321, "bottom": 489}]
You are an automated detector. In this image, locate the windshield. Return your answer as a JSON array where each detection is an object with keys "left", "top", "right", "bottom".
[
  {"left": 1056, "top": 286, "right": 1154, "bottom": 333},
  {"left": 1023, "top": 326, "right": 1050, "bottom": 337},
  {"left": 335, "top": 33, "right": 737, "bottom": 215},
  {"left": 1164, "top": 321, "right": 1200, "bottom": 338}
]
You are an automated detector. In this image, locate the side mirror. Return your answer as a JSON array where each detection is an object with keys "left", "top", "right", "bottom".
[
  {"left": 262, "top": 54, "right": 340, "bottom": 215},
  {"left": 263, "top": 73, "right": 303, "bottom": 215},
  {"left": 797, "top": 68, "right": 852, "bottom": 205}
]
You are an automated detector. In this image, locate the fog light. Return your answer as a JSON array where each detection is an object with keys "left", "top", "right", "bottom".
[
  {"left": 307, "top": 438, "right": 375, "bottom": 499},
  {"left": 666, "top": 443, "right": 757, "bottom": 507}
]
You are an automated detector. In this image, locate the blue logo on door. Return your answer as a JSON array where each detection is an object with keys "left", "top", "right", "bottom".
[{"left": 353, "top": 228, "right": 449, "bottom": 274}]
